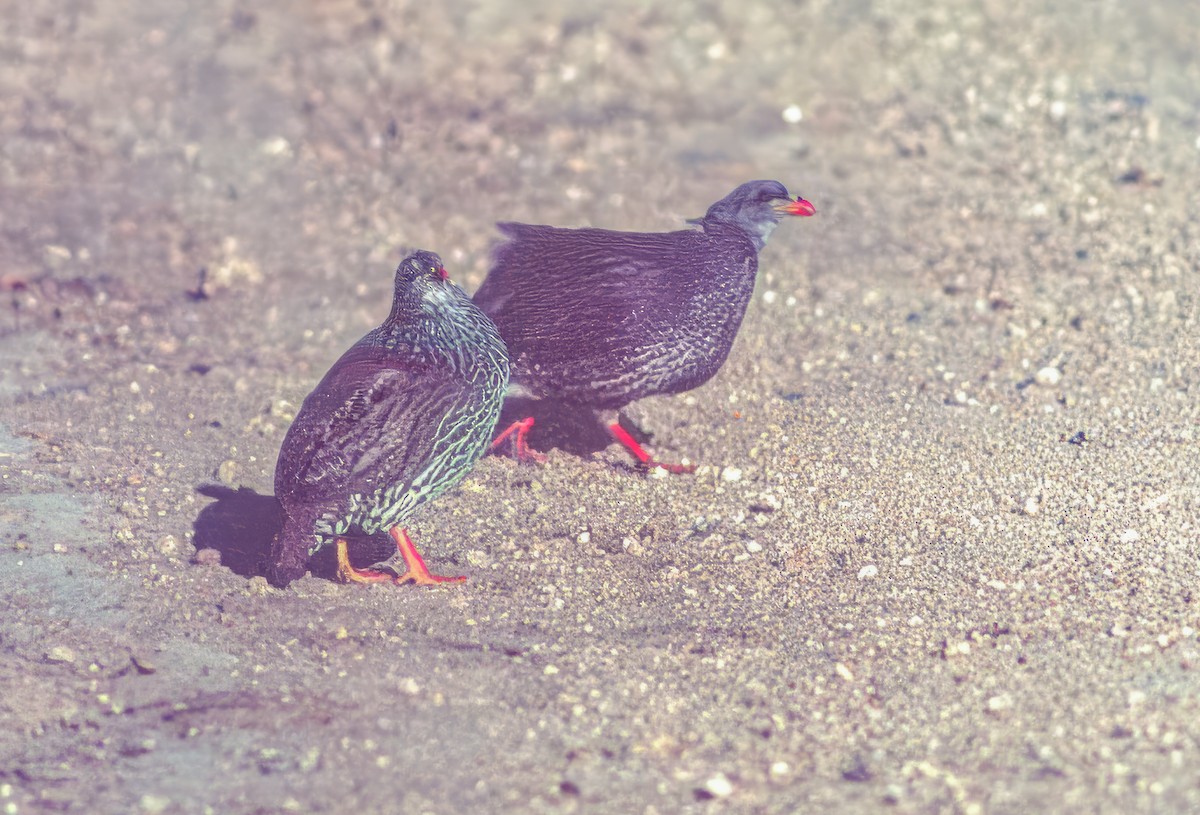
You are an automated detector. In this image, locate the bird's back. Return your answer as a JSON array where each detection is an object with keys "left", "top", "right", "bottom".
[
  {"left": 475, "top": 221, "right": 759, "bottom": 408},
  {"left": 275, "top": 328, "right": 505, "bottom": 536}
]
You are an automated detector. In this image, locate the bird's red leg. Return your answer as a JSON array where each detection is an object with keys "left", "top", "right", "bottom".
[
  {"left": 335, "top": 537, "right": 395, "bottom": 584},
  {"left": 489, "top": 416, "right": 547, "bottom": 463},
  {"left": 607, "top": 422, "right": 696, "bottom": 474},
  {"left": 389, "top": 527, "right": 467, "bottom": 586}
]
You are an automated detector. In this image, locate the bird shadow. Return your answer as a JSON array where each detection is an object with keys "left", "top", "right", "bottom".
[
  {"left": 192, "top": 484, "right": 398, "bottom": 581},
  {"left": 192, "top": 484, "right": 282, "bottom": 578},
  {"left": 491, "top": 398, "right": 668, "bottom": 475},
  {"left": 493, "top": 397, "right": 626, "bottom": 457}
]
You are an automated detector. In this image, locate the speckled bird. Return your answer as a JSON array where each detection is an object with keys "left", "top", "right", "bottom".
[
  {"left": 268, "top": 250, "right": 510, "bottom": 588},
  {"left": 474, "top": 180, "right": 815, "bottom": 471}
]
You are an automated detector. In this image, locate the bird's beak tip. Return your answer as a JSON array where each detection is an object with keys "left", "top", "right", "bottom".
[{"left": 777, "top": 197, "right": 817, "bottom": 217}]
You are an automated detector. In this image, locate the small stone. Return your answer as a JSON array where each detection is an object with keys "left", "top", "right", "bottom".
[
  {"left": 217, "top": 459, "right": 238, "bottom": 485},
  {"left": 43, "top": 244, "right": 72, "bottom": 268},
  {"left": 702, "top": 773, "right": 734, "bottom": 798},
  {"left": 260, "top": 136, "right": 292, "bottom": 157},
  {"left": 156, "top": 535, "right": 178, "bottom": 556},
  {"left": 745, "top": 540, "right": 763, "bottom": 554},
  {"left": 131, "top": 655, "right": 157, "bottom": 675},
  {"left": 140, "top": 794, "right": 172, "bottom": 814},
  {"left": 45, "top": 646, "right": 77, "bottom": 664},
  {"left": 544, "top": 664, "right": 559, "bottom": 675},
  {"left": 1035, "top": 366, "right": 1062, "bottom": 386},
  {"left": 192, "top": 548, "right": 222, "bottom": 567},
  {"left": 857, "top": 564, "right": 878, "bottom": 580},
  {"left": 246, "top": 576, "right": 270, "bottom": 595},
  {"left": 782, "top": 104, "right": 804, "bottom": 124},
  {"left": 576, "top": 531, "right": 591, "bottom": 545},
  {"left": 987, "top": 693, "right": 1014, "bottom": 712},
  {"left": 835, "top": 662, "right": 855, "bottom": 682},
  {"left": 1119, "top": 529, "right": 1140, "bottom": 543},
  {"left": 1022, "top": 496, "right": 1040, "bottom": 515},
  {"left": 721, "top": 466, "right": 743, "bottom": 483}
]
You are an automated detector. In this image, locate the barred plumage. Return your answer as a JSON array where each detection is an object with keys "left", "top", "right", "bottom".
[
  {"left": 268, "top": 250, "right": 509, "bottom": 587},
  {"left": 474, "top": 180, "right": 814, "bottom": 470}
]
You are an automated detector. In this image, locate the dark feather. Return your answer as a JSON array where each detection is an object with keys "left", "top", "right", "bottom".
[
  {"left": 274, "top": 344, "right": 467, "bottom": 509},
  {"left": 268, "top": 250, "right": 509, "bottom": 586}
]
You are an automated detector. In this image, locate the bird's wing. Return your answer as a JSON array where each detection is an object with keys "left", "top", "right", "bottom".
[
  {"left": 475, "top": 223, "right": 712, "bottom": 351},
  {"left": 475, "top": 223, "right": 692, "bottom": 308},
  {"left": 276, "top": 344, "right": 476, "bottom": 509}
]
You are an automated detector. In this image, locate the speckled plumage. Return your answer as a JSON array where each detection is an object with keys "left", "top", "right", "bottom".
[
  {"left": 473, "top": 181, "right": 813, "bottom": 465},
  {"left": 268, "top": 250, "right": 509, "bottom": 587}
]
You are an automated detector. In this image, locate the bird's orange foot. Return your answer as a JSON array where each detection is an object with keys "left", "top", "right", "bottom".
[
  {"left": 607, "top": 422, "right": 696, "bottom": 474},
  {"left": 489, "top": 416, "right": 548, "bottom": 464},
  {"left": 335, "top": 538, "right": 396, "bottom": 583},
  {"left": 387, "top": 527, "right": 466, "bottom": 586}
]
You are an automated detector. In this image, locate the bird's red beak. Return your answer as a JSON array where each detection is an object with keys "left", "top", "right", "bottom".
[
  {"left": 776, "top": 196, "right": 816, "bottom": 217},
  {"left": 437, "top": 266, "right": 449, "bottom": 281}
]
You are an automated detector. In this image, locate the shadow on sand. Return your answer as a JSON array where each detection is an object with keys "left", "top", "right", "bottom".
[
  {"left": 192, "top": 484, "right": 399, "bottom": 581},
  {"left": 192, "top": 485, "right": 282, "bottom": 578},
  {"left": 493, "top": 397, "right": 656, "bottom": 461}
]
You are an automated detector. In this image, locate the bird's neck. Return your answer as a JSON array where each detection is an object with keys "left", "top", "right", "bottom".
[
  {"left": 704, "top": 216, "right": 777, "bottom": 252},
  {"left": 377, "top": 300, "right": 500, "bottom": 375}
]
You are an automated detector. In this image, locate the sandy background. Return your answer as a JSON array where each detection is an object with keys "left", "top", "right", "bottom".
[{"left": 2, "top": 0, "right": 1198, "bottom": 812}]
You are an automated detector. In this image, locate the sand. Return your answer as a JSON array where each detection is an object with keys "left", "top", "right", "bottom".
[{"left": 1, "top": 0, "right": 1197, "bottom": 812}]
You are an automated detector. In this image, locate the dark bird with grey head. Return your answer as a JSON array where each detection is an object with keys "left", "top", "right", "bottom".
[
  {"left": 474, "top": 180, "right": 815, "bottom": 471},
  {"left": 268, "top": 250, "right": 510, "bottom": 588}
]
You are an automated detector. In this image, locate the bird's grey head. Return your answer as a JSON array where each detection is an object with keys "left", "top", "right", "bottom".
[
  {"left": 388, "top": 250, "right": 466, "bottom": 320},
  {"left": 697, "top": 180, "right": 815, "bottom": 250},
  {"left": 394, "top": 250, "right": 448, "bottom": 291}
]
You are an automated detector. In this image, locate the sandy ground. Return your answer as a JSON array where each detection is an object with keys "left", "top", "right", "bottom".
[{"left": 2, "top": 0, "right": 1198, "bottom": 812}]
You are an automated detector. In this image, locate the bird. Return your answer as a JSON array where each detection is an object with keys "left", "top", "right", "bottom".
[
  {"left": 473, "top": 180, "right": 815, "bottom": 471},
  {"left": 267, "top": 250, "right": 510, "bottom": 588}
]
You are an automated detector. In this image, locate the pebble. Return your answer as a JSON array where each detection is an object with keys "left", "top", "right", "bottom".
[
  {"left": 193, "top": 548, "right": 222, "bottom": 566},
  {"left": 857, "top": 564, "right": 878, "bottom": 579},
  {"left": 702, "top": 773, "right": 734, "bottom": 798},
  {"left": 721, "top": 467, "right": 743, "bottom": 483},
  {"left": 246, "top": 576, "right": 271, "bottom": 595},
  {"left": 987, "top": 693, "right": 1014, "bottom": 712},
  {"left": 217, "top": 459, "right": 238, "bottom": 486},
  {"left": 782, "top": 104, "right": 804, "bottom": 124},
  {"left": 156, "top": 534, "right": 178, "bottom": 555},
  {"left": 1035, "top": 366, "right": 1062, "bottom": 386},
  {"left": 139, "top": 794, "right": 172, "bottom": 814},
  {"left": 45, "top": 646, "right": 77, "bottom": 664},
  {"left": 131, "top": 655, "right": 157, "bottom": 675},
  {"left": 1022, "top": 496, "right": 1040, "bottom": 516}
]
